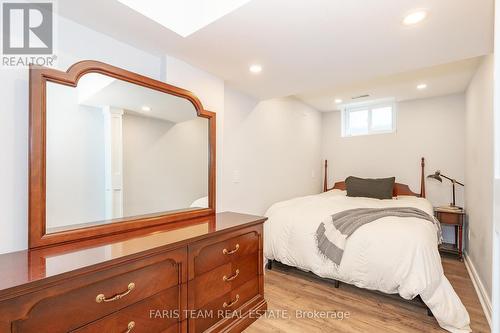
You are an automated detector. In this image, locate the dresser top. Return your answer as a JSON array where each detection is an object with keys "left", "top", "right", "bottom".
[{"left": 0, "top": 212, "right": 266, "bottom": 299}]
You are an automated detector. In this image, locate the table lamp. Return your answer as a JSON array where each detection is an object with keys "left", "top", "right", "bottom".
[{"left": 427, "top": 170, "right": 464, "bottom": 209}]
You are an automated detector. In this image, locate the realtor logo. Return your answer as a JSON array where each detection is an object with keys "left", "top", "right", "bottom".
[{"left": 2, "top": 1, "right": 56, "bottom": 67}]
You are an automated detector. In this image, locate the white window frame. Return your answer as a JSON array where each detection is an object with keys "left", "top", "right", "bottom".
[{"left": 341, "top": 101, "right": 397, "bottom": 137}]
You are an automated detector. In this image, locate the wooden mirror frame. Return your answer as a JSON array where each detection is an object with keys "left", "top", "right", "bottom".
[{"left": 29, "top": 60, "right": 216, "bottom": 249}]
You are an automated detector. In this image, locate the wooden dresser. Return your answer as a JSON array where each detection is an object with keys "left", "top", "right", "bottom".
[{"left": 0, "top": 212, "right": 267, "bottom": 333}]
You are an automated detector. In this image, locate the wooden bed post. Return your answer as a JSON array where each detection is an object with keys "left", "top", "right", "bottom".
[
  {"left": 420, "top": 157, "right": 426, "bottom": 198},
  {"left": 323, "top": 160, "right": 328, "bottom": 192}
]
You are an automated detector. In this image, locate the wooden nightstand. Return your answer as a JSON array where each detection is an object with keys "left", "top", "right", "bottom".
[{"left": 434, "top": 208, "right": 465, "bottom": 260}]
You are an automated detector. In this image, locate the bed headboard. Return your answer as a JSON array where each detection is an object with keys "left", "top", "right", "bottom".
[{"left": 323, "top": 158, "right": 426, "bottom": 198}]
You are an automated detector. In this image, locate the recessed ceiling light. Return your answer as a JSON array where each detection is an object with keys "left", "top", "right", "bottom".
[
  {"left": 335, "top": 99, "right": 343, "bottom": 104},
  {"left": 403, "top": 11, "right": 428, "bottom": 25},
  {"left": 417, "top": 84, "right": 427, "bottom": 90},
  {"left": 141, "top": 106, "right": 152, "bottom": 111},
  {"left": 249, "top": 64, "right": 262, "bottom": 74}
]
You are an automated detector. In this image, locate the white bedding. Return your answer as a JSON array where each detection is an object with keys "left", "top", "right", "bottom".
[
  {"left": 190, "top": 196, "right": 208, "bottom": 208},
  {"left": 264, "top": 190, "right": 471, "bottom": 333}
]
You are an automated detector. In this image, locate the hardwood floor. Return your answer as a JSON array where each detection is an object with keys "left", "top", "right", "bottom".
[{"left": 245, "top": 257, "right": 490, "bottom": 332}]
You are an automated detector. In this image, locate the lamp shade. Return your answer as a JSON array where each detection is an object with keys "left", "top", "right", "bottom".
[{"left": 427, "top": 170, "right": 443, "bottom": 182}]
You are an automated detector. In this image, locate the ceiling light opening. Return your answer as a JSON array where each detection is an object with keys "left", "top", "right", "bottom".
[
  {"left": 249, "top": 64, "right": 262, "bottom": 74},
  {"left": 417, "top": 84, "right": 427, "bottom": 90},
  {"left": 403, "top": 10, "right": 428, "bottom": 25},
  {"left": 117, "top": 0, "right": 251, "bottom": 37},
  {"left": 141, "top": 106, "right": 152, "bottom": 111}
]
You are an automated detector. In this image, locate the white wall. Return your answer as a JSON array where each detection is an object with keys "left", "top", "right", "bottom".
[
  {"left": 322, "top": 94, "right": 465, "bottom": 208},
  {"left": 222, "top": 88, "right": 323, "bottom": 215},
  {"left": 162, "top": 56, "right": 226, "bottom": 209},
  {"left": 45, "top": 83, "right": 106, "bottom": 230},
  {"left": 493, "top": 3, "right": 500, "bottom": 331},
  {"left": 465, "top": 55, "right": 494, "bottom": 314},
  {"left": 0, "top": 17, "right": 324, "bottom": 253},
  {"left": 0, "top": 15, "right": 162, "bottom": 253},
  {"left": 122, "top": 115, "right": 208, "bottom": 215},
  {"left": 162, "top": 56, "right": 324, "bottom": 216}
]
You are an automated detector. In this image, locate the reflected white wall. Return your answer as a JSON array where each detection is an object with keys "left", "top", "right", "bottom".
[
  {"left": 46, "top": 83, "right": 106, "bottom": 229},
  {"left": 122, "top": 114, "right": 208, "bottom": 216}
]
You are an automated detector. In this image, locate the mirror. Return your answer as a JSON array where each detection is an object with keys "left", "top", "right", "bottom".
[{"left": 44, "top": 72, "right": 209, "bottom": 234}]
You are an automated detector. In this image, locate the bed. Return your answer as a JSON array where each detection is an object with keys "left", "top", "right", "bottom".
[{"left": 264, "top": 158, "right": 471, "bottom": 333}]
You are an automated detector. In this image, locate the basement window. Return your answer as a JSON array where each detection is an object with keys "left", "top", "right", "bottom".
[{"left": 341, "top": 101, "right": 396, "bottom": 137}]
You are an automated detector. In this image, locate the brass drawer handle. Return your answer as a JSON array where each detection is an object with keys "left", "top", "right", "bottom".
[
  {"left": 222, "top": 244, "right": 240, "bottom": 255},
  {"left": 223, "top": 294, "right": 240, "bottom": 308},
  {"left": 96, "top": 282, "right": 135, "bottom": 303},
  {"left": 124, "top": 321, "right": 135, "bottom": 333},
  {"left": 125, "top": 321, "right": 135, "bottom": 333},
  {"left": 223, "top": 269, "right": 240, "bottom": 282}
]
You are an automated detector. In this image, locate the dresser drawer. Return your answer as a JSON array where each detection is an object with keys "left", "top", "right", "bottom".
[
  {"left": 189, "top": 229, "right": 260, "bottom": 278},
  {"left": 72, "top": 286, "right": 183, "bottom": 333},
  {"left": 75, "top": 322, "right": 180, "bottom": 333},
  {"left": 191, "top": 253, "right": 258, "bottom": 309},
  {"left": 190, "top": 278, "right": 260, "bottom": 333},
  {"left": 11, "top": 249, "right": 186, "bottom": 333}
]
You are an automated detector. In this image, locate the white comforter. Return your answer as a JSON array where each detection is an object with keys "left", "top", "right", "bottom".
[{"left": 264, "top": 190, "right": 471, "bottom": 333}]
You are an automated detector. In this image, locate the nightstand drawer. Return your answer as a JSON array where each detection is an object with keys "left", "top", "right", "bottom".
[{"left": 436, "top": 212, "right": 462, "bottom": 225}]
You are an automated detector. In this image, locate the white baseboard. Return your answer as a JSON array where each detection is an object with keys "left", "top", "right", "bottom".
[{"left": 463, "top": 252, "right": 492, "bottom": 329}]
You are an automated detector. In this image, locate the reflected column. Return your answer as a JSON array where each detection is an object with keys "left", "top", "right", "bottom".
[{"left": 103, "top": 106, "right": 124, "bottom": 220}]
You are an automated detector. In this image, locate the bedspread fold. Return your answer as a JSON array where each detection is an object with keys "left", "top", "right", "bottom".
[{"left": 316, "top": 207, "right": 441, "bottom": 265}]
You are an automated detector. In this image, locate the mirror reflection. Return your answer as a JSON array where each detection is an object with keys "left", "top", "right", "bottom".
[{"left": 45, "top": 73, "right": 209, "bottom": 233}]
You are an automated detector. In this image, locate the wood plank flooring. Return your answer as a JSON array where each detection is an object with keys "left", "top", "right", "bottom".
[{"left": 245, "top": 257, "right": 490, "bottom": 332}]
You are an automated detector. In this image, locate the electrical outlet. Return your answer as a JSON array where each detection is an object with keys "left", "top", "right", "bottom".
[{"left": 232, "top": 170, "right": 240, "bottom": 184}]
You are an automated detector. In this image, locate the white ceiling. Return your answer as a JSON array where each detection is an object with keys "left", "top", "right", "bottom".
[
  {"left": 299, "top": 57, "right": 482, "bottom": 111},
  {"left": 59, "top": 0, "right": 494, "bottom": 103},
  {"left": 78, "top": 76, "right": 197, "bottom": 123}
]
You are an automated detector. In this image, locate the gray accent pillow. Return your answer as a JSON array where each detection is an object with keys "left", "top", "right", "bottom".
[{"left": 345, "top": 176, "right": 395, "bottom": 200}]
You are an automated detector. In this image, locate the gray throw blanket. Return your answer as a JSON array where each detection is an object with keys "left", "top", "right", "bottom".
[{"left": 316, "top": 207, "right": 441, "bottom": 265}]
